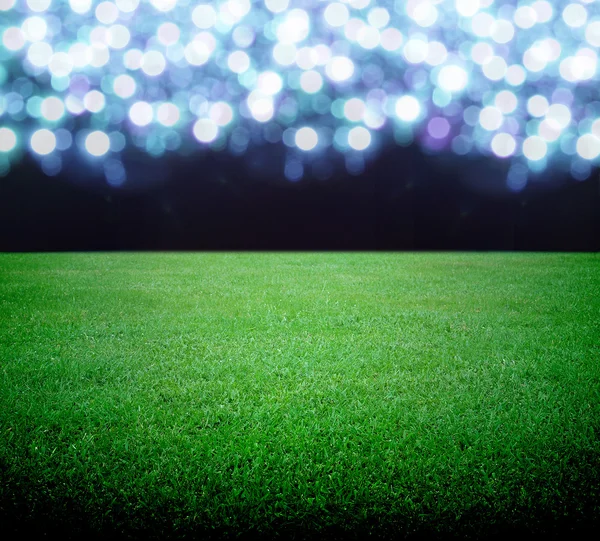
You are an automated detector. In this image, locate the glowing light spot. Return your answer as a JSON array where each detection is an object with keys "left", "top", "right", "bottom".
[
  {"left": 141, "top": 51, "right": 166, "bottom": 77},
  {"left": 150, "top": 0, "right": 176, "bottom": 12},
  {"left": 523, "top": 136, "right": 547, "bottom": 161},
  {"left": 368, "top": 7, "right": 390, "bottom": 29},
  {"left": 482, "top": 56, "right": 507, "bottom": 81},
  {"left": 85, "top": 130, "right": 110, "bottom": 157},
  {"left": 247, "top": 91, "right": 274, "bottom": 123},
  {"left": 490, "top": 20, "right": 514, "bottom": 44},
  {"left": 471, "top": 12, "right": 495, "bottom": 38},
  {"left": 84, "top": 90, "right": 105, "bottom": 113},
  {"left": 276, "top": 9, "right": 310, "bottom": 45},
  {"left": 408, "top": 0, "right": 438, "bottom": 28},
  {"left": 95, "top": 1, "right": 119, "bottom": 24},
  {"left": 192, "top": 5, "right": 217, "bottom": 29},
  {"left": 514, "top": 6, "right": 537, "bottom": 29},
  {"left": 403, "top": 38, "right": 429, "bottom": 64},
  {"left": 27, "top": 0, "right": 51, "bottom": 13},
  {"left": 479, "top": 106, "right": 503, "bottom": 131},
  {"left": 185, "top": 34, "right": 215, "bottom": 67},
  {"left": 157, "top": 103, "right": 180, "bottom": 127},
  {"left": 506, "top": 64, "right": 526, "bottom": 86},
  {"left": 295, "top": 127, "right": 318, "bottom": 151},
  {"left": 546, "top": 104, "right": 572, "bottom": 130},
  {"left": 348, "top": 126, "right": 371, "bottom": 151},
  {"left": 209, "top": 102, "right": 233, "bottom": 126},
  {"left": 256, "top": 71, "right": 283, "bottom": 95},
  {"left": 0, "top": 0, "right": 16, "bottom": 11},
  {"left": 30, "top": 129, "right": 56, "bottom": 155},
  {"left": 495, "top": 91, "right": 517, "bottom": 114},
  {"left": 113, "top": 74, "right": 136, "bottom": 99},
  {"left": 437, "top": 65, "right": 468, "bottom": 93},
  {"left": 157, "top": 23, "right": 180, "bottom": 46},
  {"left": 491, "top": 133, "right": 516, "bottom": 158},
  {"left": 427, "top": 117, "right": 450, "bottom": 139},
  {"left": 325, "top": 56, "right": 354, "bottom": 82},
  {"left": 0, "top": 128, "right": 17, "bottom": 152},
  {"left": 40, "top": 97, "right": 64, "bottom": 121},
  {"left": 107, "top": 25, "right": 130, "bottom": 50},
  {"left": 395, "top": 95, "right": 421, "bottom": 122},
  {"left": 228, "top": 50, "right": 250, "bottom": 73},
  {"left": 343, "top": 98, "right": 366, "bottom": 122},
  {"left": 576, "top": 134, "right": 600, "bottom": 160},
  {"left": 2, "top": 27, "right": 26, "bottom": 52},
  {"left": 563, "top": 4, "right": 588, "bottom": 29},
  {"left": 115, "top": 0, "right": 138, "bottom": 13},
  {"left": 455, "top": 0, "right": 480, "bottom": 18},
  {"left": 532, "top": 1, "right": 553, "bottom": 24},
  {"left": 129, "top": 101, "right": 153, "bottom": 126},
  {"left": 193, "top": 118, "right": 219, "bottom": 143},
  {"left": 48, "top": 52, "right": 73, "bottom": 78},
  {"left": 324, "top": 3, "right": 349, "bottom": 28},
  {"left": 527, "top": 95, "right": 549, "bottom": 118},
  {"left": 380, "top": 28, "right": 403, "bottom": 52},
  {"left": 426, "top": 41, "right": 447, "bottom": 66},
  {"left": 265, "top": 0, "right": 289, "bottom": 14},
  {"left": 69, "top": 0, "right": 92, "bottom": 14},
  {"left": 22, "top": 17, "right": 47, "bottom": 42},
  {"left": 299, "top": 70, "right": 323, "bottom": 94},
  {"left": 538, "top": 120, "right": 561, "bottom": 142},
  {"left": 586, "top": 21, "right": 600, "bottom": 48}
]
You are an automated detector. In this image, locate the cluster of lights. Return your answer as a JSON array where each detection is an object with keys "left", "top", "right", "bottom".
[{"left": 0, "top": 0, "right": 599, "bottom": 187}]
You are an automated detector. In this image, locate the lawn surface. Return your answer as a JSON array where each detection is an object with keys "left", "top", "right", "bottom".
[{"left": 1, "top": 253, "right": 599, "bottom": 540}]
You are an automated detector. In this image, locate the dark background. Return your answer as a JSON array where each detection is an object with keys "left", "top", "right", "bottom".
[{"left": 1, "top": 142, "right": 599, "bottom": 251}]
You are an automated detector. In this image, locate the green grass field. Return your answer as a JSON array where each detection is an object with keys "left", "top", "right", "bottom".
[{"left": 1, "top": 253, "right": 599, "bottom": 540}]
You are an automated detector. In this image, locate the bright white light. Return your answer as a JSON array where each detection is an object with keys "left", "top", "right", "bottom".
[
  {"left": 491, "top": 133, "right": 516, "bottom": 158},
  {"left": 48, "top": 52, "right": 73, "bottom": 77},
  {"left": 523, "top": 136, "right": 547, "bottom": 161},
  {"left": 455, "top": 0, "right": 480, "bottom": 18},
  {"left": 495, "top": 90, "right": 517, "bottom": 114},
  {"left": 348, "top": 126, "right": 371, "bottom": 151},
  {"left": 256, "top": 71, "right": 283, "bottom": 95},
  {"left": 296, "top": 46, "right": 317, "bottom": 71},
  {"left": 107, "top": 25, "right": 130, "bottom": 49},
  {"left": 395, "top": 95, "right": 421, "bottom": 122},
  {"left": 113, "top": 74, "right": 136, "bottom": 99},
  {"left": 295, "top": 127, "right": 318, "bottom": 151},
  {"left": 185, "top": 34, "right": 215, "bottom": 67},
  {"left": 27, "top": 0, "right": 51, "bottom": 13},
  {"left": 471, "top": 12, "right": 495, "bottom": 38},
  {"left": 150, "top": 0, "right": 176, "bottom": 12},
  {"left": 85, "top": 130, "right": 110, "bottom": 157},
  {"left": 277, "top": 9, "right": 310, "bottom": 44},
  {"left": 325, "top": 56, "right": 354, "bottom": 82},
  {"left": 546, "top": 104, "right": 571, "bottom": 130},
  {"left": 514, "top": 6, "right": 537, "bottom": 29},
  {"left": 141, "top": 51, "right": 166, "bottom": 77},
  {"left": 193, "top": 118, "right": 219, "bottom": 143},
  {"left": 30, "top": 129, "right": 56, "bottom": 155},
  {"left": 299, "top": 70, "right": 323, "bottom": 93},
  {"left": 380, "top": 28, "right": 403, "bottom": 51},
  {"left": 115, "top": 0, "right": 138, "bottom": 13},
  {"left": 192, "top": 5, "right": 217, "bottom": 29},
  {"left": 479, "top": 106, "right": 503, "bottom": 131},
  {"left": 95, "top": 1, "right": 119, "bottom": 24},
  {"left": 324, "top": 3, "right": 349, "bottom": 28},
  {"left": 527, "top": 95, "right": 548, "bottom": 118},
  {"left": 426, "top": 41, "right": 447, "bottom": 66},
  {"left": 538, "top": 120, "right": 561, "bottom": 142},
  {"left": 0, "top": 128, "right": 17, "bottom": 152},
  {"left": 157, "top": 22, "right": 180, "bottom": 46},
  {"left": 576, "top": 134, "right": 600, "bottom": 160},
  {"left": 344, "top": 98, "right": 366, "bottom": 122},
  {"left": 69, "top": 0, "right": 92, "bottom": 13},
  {"left": 490, "top": 20, "right": 514, "bottom": 44},
  {"left": 265, "top": 0, "right": 289, "bottom": 14},
  {"left": 3, "top": 27, "right": 25, "bottom": 52},
  {"left": 247, "top": 91, "right": 274, "bottom": 123},
  {"left": 368, "top": 7, "right": 390, "bottom": 29},
  {"left": 506, "top": 64, "right": 526, "bottom": 86},
  {"left": 22, "top": 16, "right": 47, "bottom": 42},
  {"left": 408, "top": 0, "right": 438, "bottom": 28},
  {"left": 27, "top": 42, "right": 53, "bottom": 67},
  {"left": 403, "top": 38, "right": 428, "bottom": 64},
  {"left": 0, "top": 0, "right": 16, "bottom": 11},
  {"left": 84, "top": 90, "right": 105, "bottom": 113},
  {"left": 228, "top": 50, "right": 250, "bottom": 73},
  {"left": 437, "top": 65, "right": 468, "bottom": 93},
  {"left": 482, "top": 56, "right": 507, "bottom": 81},
  {"left": 209, "top": 102, "right": 233, "bottom": 126},
  {"left": 532, "top": 1, "right": 553, "bottom": 24},
  {"left": 157, "top": 103, "right": 180, "bottom": 127},
  {"left": 40, "top": 97, "right": 64, "bottom": 121},
  {"left": 562, "top": 4, "right": 588, "bottom": 28},
  {"left": 129, "top": 101, "right": 153, "bottom": 126},
  {"left": 586, "top": 21, "right": 600, "bottom": 48}
]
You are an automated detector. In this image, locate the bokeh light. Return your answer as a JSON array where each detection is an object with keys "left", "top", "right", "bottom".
[{"left": 0, "top": 0, "right": 597, "bottom": 187}]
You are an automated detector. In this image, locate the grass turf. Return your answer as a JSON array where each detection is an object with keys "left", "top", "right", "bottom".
[{"left": 1, "top": 253, "right": 599, "bottom": 540}]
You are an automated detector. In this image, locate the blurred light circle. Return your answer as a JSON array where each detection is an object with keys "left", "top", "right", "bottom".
[
  {"left": 491, "top": 133, "right": 516, "bottom": 158},
  {"left": 85, "top": 130, "right": 110, "bottom": 156},
  {"left": 157, "top": 103, "right": 180, "bottom": 127},
  {"left": 395, "top": 95, "right": 421, "bottom": 122},
  {"left": 129, "top": 101, "right": 153, "bottom": 126},
  {"left": 295, "top": 127, "right": 318, "bottom": 151},
  {"left": 30, "top": 128, "right": 56, "bottom": 155},
  {"left": 576, "top": 134, "right": 600, "bottom": 160},
  {"left": 523, "top": 135, "right": 547, "bottom": 161},
  {"left": 40, "top": 96, "right": 64, "bottom": 121},
  {"left": 348, "top": 126, "right": 371, "bottom": 151},
  {"left": 193, "top": 118, "right": 219, "bottom": 143},
  {"left": 0, "top": 128, "right": 17, "bottom": 152}
]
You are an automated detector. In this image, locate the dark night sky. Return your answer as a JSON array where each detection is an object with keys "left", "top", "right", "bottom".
[{"left": 1, "top": 141, "right": 599, "bottom": 251}]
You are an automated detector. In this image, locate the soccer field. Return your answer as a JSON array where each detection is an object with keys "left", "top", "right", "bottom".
[{"left": 1, "top": 253, "right": 599, "bottom": 540}]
